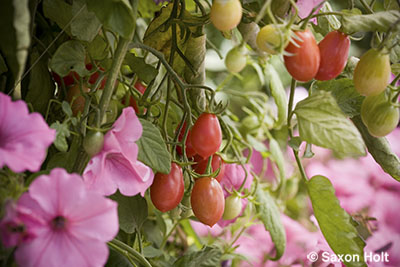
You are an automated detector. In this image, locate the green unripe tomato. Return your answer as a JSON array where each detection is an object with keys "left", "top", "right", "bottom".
[
  {"left": 225, "top": 47, "right": 246, "bottom": 73},
  {"left": 361, "top": 92, "right": 399, "bottom": 137},
  {"left": 353, "top": 49, "right": 391, "bottom": 96},
  {"left": 222, "top": 195, "right": 242, "bottom": 220},
  {"left": 83, "top": 131, "right": 104, "bottom": 157},
  {"left": 256, "top": 24, "right": 288, "bottom": 54},
  {"left": 210, "top": 0, "right": 242, "bottom": 32}
]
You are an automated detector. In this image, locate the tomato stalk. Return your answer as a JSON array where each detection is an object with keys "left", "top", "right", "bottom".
[
  {"left": 108, "top": 239, "right": 152, "bottom": 267},
  {"left": 287, "top": 78, "right": 308, "bottom": 182}
]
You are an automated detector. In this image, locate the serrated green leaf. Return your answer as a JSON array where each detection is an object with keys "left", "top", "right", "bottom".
[
  {"left": 307, "top": 175, "right": 366, "bottom": 267},
  {"left": 109, "top": 191, "right": 148, "bottom": 233},
  {"left": 43, "top": 0, "right": 72, "bottom": 34},
  {"left": 71, "top": 0, "right": 102, "bottom": 42},
  {"left": 137, "top": 119, "right": 171, "bottom": 174},
  {"left": 105, "top": 247, "right": 133, "bottom": 267},
  {"left": 294, "top": 91, "right": 366, "bottom": 156},
  {"left": 255, "top": 187, "right": 286, "bottom": 260},
  {"left": 50, "top": 121, "right": 70, "bottom": 152},
  {"left": 173, "top": 246, "right": 222, "bottom": 267},
  {"left": 61, "top": 101, "right": 73, "bottom": 117},
  {"left": 25, "top": 48, "right": 55, "bottom": 114},
  {"left": 352, "top": 116, "right": 400, "bottom": 181},
  {"left": 313, "top": 78, "right": 365, "bottom": 117},
  {"left": 341, "top": 9, "right": 400, "bottom": 34},
  {"left": 0, "top": 0, "right": 30, "bottom": 87},
  {"left": 50, "top": 40, "right": 89, "bottom": 77},
  {"left": 87, "top": 0, "right": 134, "bottom": 39},
  {"left": 265, "top": 64, "right": 287, "bottom": 128},
  {"left": 124, "top": 54, "right": 158, "bottom": 84}
]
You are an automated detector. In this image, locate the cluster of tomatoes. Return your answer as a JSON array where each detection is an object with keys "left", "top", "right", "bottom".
[{"left": 150, "top": 113, "right": 242, "bottom": 226}]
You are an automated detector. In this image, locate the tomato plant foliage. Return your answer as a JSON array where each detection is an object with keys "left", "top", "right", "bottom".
[{"left": 0, "top": 0, "right": 400, "bottom": 266}]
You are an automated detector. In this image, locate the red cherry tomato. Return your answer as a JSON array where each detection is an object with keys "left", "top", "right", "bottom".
[
  {"left": 66, "top": 84, "right": 90, "bottom": 116},
  {"left": 190, "top": 177, "right": 225, "bottom": 226},
  {"left": 129, "top": 81, "right": 147, "bottom": 113},
  {"left": 176, "top": 122, "right": 197, "bottom": 158},
  {"left": 284, "top": 29, "right": 320, "bottom": 82},
  {"left": 315, "top": 31, "right": 350, "bottom": 81},
  {"left": 194, "top": 154, "right": 225, "bottom": 182},
  {"left": 52, "top": 71, "right": 76, "bottom": 87},
  {"left": 150, "top": 163, "right": 184, "bottom": 212},
  {"left": 190, "top": 113, "right": 222, "bottom": 158}
]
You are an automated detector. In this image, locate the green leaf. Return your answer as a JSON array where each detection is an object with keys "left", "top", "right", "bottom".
[
  {"left": 173, "top": 246, "right": 222, "bottom": 267},
  {"left": 0, "top": 0, "right": 31, "bottom": 86},
  {"left": 307, "top": 175, "right": 366, "bottom": 267},
  {"left": 294, "top": 91, "right": 366, "bottom": 156},
  {"left": 269, "top": 138, "right": 285, "bottom": 183},
  {"left": 25, "top": 48, "right": 55, "bottom": 114},
  {"left": 0, "top": 54, "right": 8, "bottom": 75},
  {"left": 341, "top": 9, "right": 400, "bottom": 34},
  {"left": 255, "top": 187, "right": 286, "bottom": 260},
  {"left": 246, "top": 134, "right": 268, "bottom": 153},
  {"left": 313, "top": 78, "right": 365, "bottom": 117},
  {"left": 265, "top": 64, "right": 287, "bottom": 128},
  {"left": 106, "top": 247, "right": 133, "bottom": 267},
  {"left": 87, "top": 35, "right": 108, "bottom": 61},
  {"left": 352, "top": 116, "right": 400, "bottom": 181},
  {"left": 87, "top": 0, "right": 134, "bottom": 39},
  {"left": 137, "top": 119, "right": 171, "bottom": 174},
  {"left": 61, "top": 101, "right": 73, "bottom": 117},
  {"left": 109, "top": 191, "right": 148, "bottom": 233},
  {"left": 124, "top": 54, "right": 158, "bottom": 84},
  {"left": 50, "top": 40, "right": 89, "bottom": 77},
  {"left": 142, "top": 246, "right": 163, "bottom": 258},
  {"left": 50, "top": 121, "right": 70, "bottom": 152},
  {"left": 138, "top": 0, "right": 161, "bottom": 19},
  {"left": 43, "top": 0, "right": 72, "bottom": 34},
  {"left": 71, "top": 0, "right": 102, "bottom": 42}
]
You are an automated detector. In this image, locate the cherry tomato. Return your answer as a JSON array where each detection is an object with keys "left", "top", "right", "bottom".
[
  {"left": 83, "top": 131, "right": 104, "bottom": 157},
  {"left": 284, "top": 29, "right": 320, "bottom": 82},
  {"left": 150, "top": 163, "right": 184, "bottom": 212},
  {"left": 130, "top": 81, "right": 147, "bottom": 114},
  {"left": 52, "top": 71, "right": 76, "bottom": 87},
  {"left": 353, "top": 49, "right": 391, "bottom": 96},
  {"left": 66, "top": 84, "right": 90, "bottom": 116},
  {"left": 361, "top": 92, "right": 399, "bottom": 137},
  {"left": 210, "top": 0, "right": 242, "bottom": 32},
  {"left": 190, "top": 113, "right": 222, "bottom": 158},
  {"left": 315, "top": 31, "right": 350, "bottom": 81},
  {"left": 190, "top": 177, "right": 225, "bottom": 226},
  {"left": 176, "top": 122, "right": 197, "bottom": 158},
  {"left": 194, "top": 154, "right": 225, "bottom": 182},
  {"left": 86, "top": 63, "right": 106, "bottom": 89},
  {"left": 225, "top": 47, "right": 246, "bottom": 73},
  {"left": 222, "top": 195, "right": 242, "bottom": 220},
  {"left": 256, "top": 24, "right": 288, "bottom": 54}
]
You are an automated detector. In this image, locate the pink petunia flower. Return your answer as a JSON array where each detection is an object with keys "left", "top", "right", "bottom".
[
  {"left": 83, "top": 107, "right": 154, "bottom": 196},
  {"left": 296, "top": 0, "right": 325, "bottom": 20},
  {"left": 217, "top": 164, "right": 254, "bottom": 227},
  {"left": 9, "top": 168, "right": 119, "bottom": 267},
  {"left": 0, "top": 92, "right": 55, "bottom": 172}
]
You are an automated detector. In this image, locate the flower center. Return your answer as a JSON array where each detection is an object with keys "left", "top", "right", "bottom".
[{"left": 51, "top": 216, "right": 67, "bottom": 230}]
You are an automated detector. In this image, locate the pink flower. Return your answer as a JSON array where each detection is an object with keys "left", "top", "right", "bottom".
[
  {"left": 0, "top": 92, "right": 55, "bottom": 172},
  {"left": 83, "top": 107, "right": 154, "bottom": 196},
  {"left": 10, "top": 168, "right": 119, "bottom": 267},
  {"left": 296, "top": 0, "right": 325, "bottom": 20},
  {"left": 218, "top": 164, "right": 254, "bottom": 227}
]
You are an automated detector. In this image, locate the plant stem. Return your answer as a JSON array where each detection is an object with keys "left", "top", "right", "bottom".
[
  {"left": 287, "top": 79, "right": 308, "bottom": 182},
  {"left": 108, "top": 239, "right": 152, "bottom": 267}
]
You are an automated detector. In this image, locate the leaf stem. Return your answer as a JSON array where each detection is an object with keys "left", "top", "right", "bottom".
[
  {"left": 108, "top": 239, "right": 152, "bottom": 267},
  {"left": 287, "top": 79, "right": 308, "bottom": 182}
]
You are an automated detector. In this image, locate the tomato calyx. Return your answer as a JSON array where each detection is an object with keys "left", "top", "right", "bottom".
[{"left": 193, "top": 154, "right": 225, "bottom": 182}]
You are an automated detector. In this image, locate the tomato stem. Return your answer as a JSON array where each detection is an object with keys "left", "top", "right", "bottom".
[
  {"left": 108, "top": 239, "right": 152, "bottom": 267},
  {"left": 287, "top": 79, "right": 308, "bottom": 182}
]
